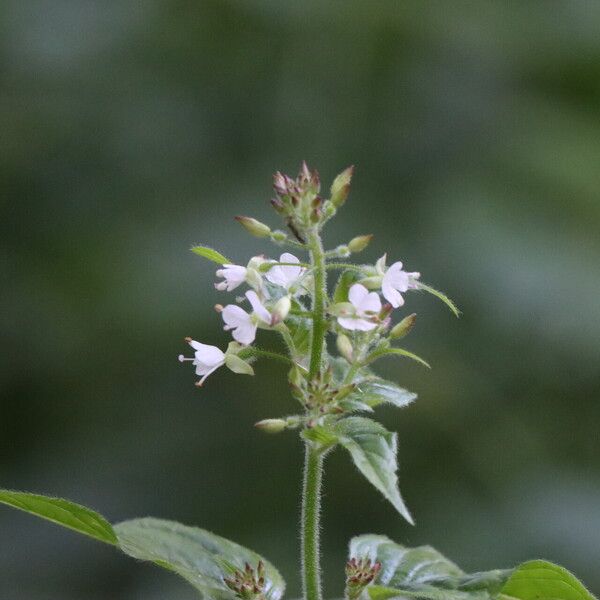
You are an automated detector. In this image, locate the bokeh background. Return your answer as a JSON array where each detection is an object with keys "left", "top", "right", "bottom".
[{"left": 1, "top": 2, "right": 600, "bottom": 598}]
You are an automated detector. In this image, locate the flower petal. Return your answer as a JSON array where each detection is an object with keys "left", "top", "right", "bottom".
[
  {"left": 232, "top": 322, "right": 257, "bottom": 345},
  {"left": 382, "top": 280, "right": 405, "bottom": 308},
  {"left": 360, "top": 291, "right": 382, "bottom": 314},
  {"left": 348, "top": 283, "right": 369, "bottom": 307},
  {"left": 222, "top": 304, "right": 250, "bottom": 328},
  {"left": 193, "top": 344, "right": 226, "bottom": 367},
  {"left": 337, "top": 316, "right": 377, "bottom": 331},
  {"left": 246, "top": 290, "right": 271, "bottom": 323}
]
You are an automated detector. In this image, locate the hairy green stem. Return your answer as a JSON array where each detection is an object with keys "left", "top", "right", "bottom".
[
  {"left": 308, "top": 230, "right": 327, "bottom": 379},
  {"left": 301, "top": 444, "right": 324, "bottom": 600},
  {"left": 300, "top": 228, "right": 328, "bottom": 600}
]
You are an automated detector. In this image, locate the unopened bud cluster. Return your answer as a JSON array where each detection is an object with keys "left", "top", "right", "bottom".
[
  {"left": 345, "top": 557, "right": 381, "bottom": 600},
  {"left": 223, "top": 561, "right": 266, "bottom": 600}
]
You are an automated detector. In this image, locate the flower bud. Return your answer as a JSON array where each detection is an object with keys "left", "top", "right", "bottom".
[
  {"left": 336, "top": 333, "right": 354, "bottom": 363},
  {"left": 390, "top": 313, "right": 416, "bottom": 339},
  {"left": 270, "top": 197, "right": 286, "bottom": 214},
  {"left": 348, "top": 234, "right": 373, "bottom": 253},
  {"left": 270, "top": 230, "right": 288, "bottom": 243},
  {"left": 235, "top": 216, "right": 271, "bottom": 238},
  {"left": 271, "top": 296, "right": 291, "bottom": 325},
  {"left": 330, "top": 165, "right": 354, "bottom": 208},
  {"left": 255, "top": 418, "right": 287, "bottom": 433},
  {"left": 334, "top": 245, "right": 351, "bottom": 258},
  {"left": 288, "top": 365, "right": 305, "bottom": 387}
]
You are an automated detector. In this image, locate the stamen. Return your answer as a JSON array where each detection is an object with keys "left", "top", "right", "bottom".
[{"left": 179, "top": 355, "right": 193, "bottom": 362}]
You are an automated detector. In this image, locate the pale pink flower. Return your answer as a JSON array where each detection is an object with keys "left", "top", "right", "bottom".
[
  {"left": 222, "top": 290, "right": 271, "bottom": 345},
  {"left": 338, "top": 283, "right": 382, "bottom": 331},
  {"left": 265, "top": 253, "right": 305, "bottom": 290},
  {"left": 381, "top": 260, "right": 420, "bottom": 308},
  {"left": 178, "top": 339, "right": 226, "bottom": 386}
]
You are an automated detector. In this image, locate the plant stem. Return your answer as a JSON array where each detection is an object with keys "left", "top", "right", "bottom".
[
  {"left": 301, "top": 228, "right": 327, "bottom": 600},
  {"left": 301, "top": 443, "right": 324, "bottom": 600},
  {"left": 308, "top": 230, "right": 327, "bottom": 379}
]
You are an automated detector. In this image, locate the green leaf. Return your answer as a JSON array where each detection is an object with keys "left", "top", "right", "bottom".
[
  {"left": 338, "top": 398, "right": 374, "bottom": 413},
  {"left": 350, "top": 534, "right": 463, "bottom": 585},
  {"left": 0, "top": 490, "right": 286, "bottom": 599},
  {"left": 334, "top": 418, "right": 413, "bottom": 524},
  {"left": 287, "top": 315, "right": 311, "bottom": 355},
  {"left": 333, "top": 269, "right": 360, "bottom": 303},
  {"left": 417, "top": 282, "right": 460, "bottom": 317},
  {"left": 352, "top": 378, "right": 417, "bottom": 409},
  {"left": 367, "top": 347, "right": 431, "bottom": 369},
  {"left": 115, "top": 518, "right": 285, "bottom": 600},
  {"left": 501, "top": 560, "right": 596, "bottom": 600},
  {"left": 351, "top": 535, "right": 595, "bottom": 600},
  {"left": 0, "top": 489, "right": 117, "bottom": 545},
  {"left": 191, "top": 245, "right": 231, "bottom": 265}
]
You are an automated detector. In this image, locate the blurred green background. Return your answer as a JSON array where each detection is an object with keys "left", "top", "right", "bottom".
[{"left": 1, "top": 1, "right": 599, "bottom": 598}]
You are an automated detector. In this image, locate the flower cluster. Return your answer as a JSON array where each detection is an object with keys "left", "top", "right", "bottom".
[{"left": 181, "top": 162, "right": 456, "bottom": 401}]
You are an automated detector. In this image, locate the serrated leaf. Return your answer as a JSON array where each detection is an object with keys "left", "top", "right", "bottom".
[
  {"left": 501, "top": 560, "right": 596, "bottom": 600},
  {"left": 350, "top": 534, "right": 463, "bottom": 586},
  {"left": 334, "top": 418, "right": 413, "bottom": 524},
  {"left": 353, "top": 378, "right": 417, "bottom": 409},
  {"left": 115, "top": 518, "right": 285, "bottom": 600},
  {"left": 417, "top": 282, "right": 460, "bottom": 317},
  {"left": 338, "top": 398, "right": 375, "bottom": 413},
  {"left": 352, "top": 535, "right": 594, "bottom": 600},
  {"left": 0, "top": 490, "right": 117, "bottom": 545},
  {"left": 191, "top": 245, "right": 231, "bottom": 265}
]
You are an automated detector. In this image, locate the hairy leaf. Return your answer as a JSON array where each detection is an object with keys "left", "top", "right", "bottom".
[
  {"left": 501, "top": 560, "right": 596, "bottom": 600},
  {"left": 0, "top": 490, "right": 117, "bottom": 545},
  {"left": 417, "top": 282, "right": 460, "bottom": 317},
  {"left": 0, "top": 490, "right": 286, "bottom": 599},
  {"left": 351, "top": 535, "right": 595, "bottom": 600},
  {"left": 191, "top": 245, "right": 231, "bottom": 265},
  {"left": 334, "top": 419, "right": 413, "bottom": 524},
  {"left": 115, "top": 518, "right": 285, "bottom": 600},
  {"left": 352, "top": 378, "right": 417, "bottom": 409},
  {"left": 367, "top": 347, "right": 431, "bottom": 369}
]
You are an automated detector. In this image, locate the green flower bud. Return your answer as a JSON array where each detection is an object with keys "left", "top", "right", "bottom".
[
  {"left": 271, "top": 230, "right": 287, "bottom": 243},
  {"left": 348, "top": 234, "right": 373, "bottom": 253},
  {"left": 390, "top": 313, "right": 416, "bottom": 339},
  {"left": 336, "top": 333, "right": 354, "bottom": 363},
  {"left": 254, "top": 418, "right": 287, "bottom": 433},
  {"left": 235, "top": 216, "right": 271, "bottom": 238},
  {"left": 271, "top": 295, "right": 291, "bottom": 324},
  {"left": 288, "top": 365, "right": 305, "bottom": 387},
  {"left": 330, "top": 165, "right": 354, "bottom": 208}
]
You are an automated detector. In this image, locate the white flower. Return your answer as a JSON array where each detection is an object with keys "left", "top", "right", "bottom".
[
  {"left": 215, "top": 264, "right": 247, "bottom": 291},
  {"left": 380, "top": 258, "right": 420, "bottom": 308},
  {"left": 222, "top": 290, "right": 271, "bottom": 345},
  {"left": 179, "top": 338, "right": 226, "bottom": 386},
  {"left": 265, "top": 253, "right": 305, "bottom": 290},
  {"left": 337, "top": 283, "right": 382, "bottom": 331}
]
